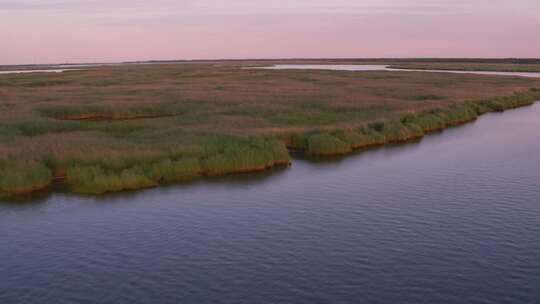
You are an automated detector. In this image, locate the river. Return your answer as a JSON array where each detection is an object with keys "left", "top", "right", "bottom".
[{"left": 1, "top": 94, "right": 540, "bottom": 302}]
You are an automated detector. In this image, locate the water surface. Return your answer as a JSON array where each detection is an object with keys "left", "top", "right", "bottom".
[
  {"left": 0, "top": 69, "right": 68, "bottom": 75},
  {"left": 261, "top": 64, "right": 540, "bottom": 78},
  {"left": 2, "top": 103, "right": 540, "bottom": 303}
]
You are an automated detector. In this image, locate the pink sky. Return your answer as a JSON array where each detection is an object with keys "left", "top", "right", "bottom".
[{"left": 1, "top": 0, "right": 539, "bottom": 64}]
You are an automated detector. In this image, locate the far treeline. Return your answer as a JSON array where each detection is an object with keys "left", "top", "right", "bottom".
[{"left": 1, "top": 61, "right": 540, "bottom": 197}]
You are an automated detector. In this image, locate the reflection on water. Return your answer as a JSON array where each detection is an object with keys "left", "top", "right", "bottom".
[
  {"left": 1, "top": 103, "right": 540, "bottom": 303},
  {"left": 0, "top": 69, "right": 70, "bottom": 75},
  {"left": 260, "top": 64, "right": 540, "bottom": 78}
]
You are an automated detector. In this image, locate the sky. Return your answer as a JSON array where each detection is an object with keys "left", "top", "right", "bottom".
[{"left": 1, "top": 0, "right": 539, "bottom": 64}]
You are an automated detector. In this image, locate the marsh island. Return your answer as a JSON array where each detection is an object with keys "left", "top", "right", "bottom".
[{"left": 1, "top": 60, "right": 540, "bottom": 197}]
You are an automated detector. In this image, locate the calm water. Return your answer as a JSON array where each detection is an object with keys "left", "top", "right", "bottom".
[
  {"left": 2, "top": 105, "right": 540, "bottom": 303},
  {"left": 261, "top": 64, "right": 540, "bottom": 78},
  {"left": 0, "top": 69, "right": 68, "bottom": 75}
]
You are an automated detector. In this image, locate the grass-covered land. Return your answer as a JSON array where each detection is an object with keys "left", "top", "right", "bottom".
[{"left": 1, "top": 62, "right": 540, "bottom": 197}]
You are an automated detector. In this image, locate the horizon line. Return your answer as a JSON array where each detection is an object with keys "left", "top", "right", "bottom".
[{"left": 2, "top": 57, "right": 540, "bottom": 68}]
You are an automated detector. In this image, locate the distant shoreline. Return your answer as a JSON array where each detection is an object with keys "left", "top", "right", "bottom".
[{"left": 2, "top": 58, "right": 540, "bottom": 72}]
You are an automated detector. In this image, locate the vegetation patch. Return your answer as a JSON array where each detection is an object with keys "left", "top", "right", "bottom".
[
  {"left": 1, "top": 62, "right": 540, "bottom": 197},
  {"left": 150, "top": 158, "right": 202, "bottom": 183},
  {"left": 37, "top": 103, "right": 181, "bottom": 121},
  {"left": 401, "top": 112, "right": 447, "bottom": 132},
  {"left": 306, "top": 133, "right": 352, "bottom": 156},
  {"left": 66, "top": 165, "right": 157, "bottom": 194},
  {"left": 201, "top": 137, "right": 289, "bottom": 175},
  {"left": 408, "top": 94, "right": 446, "bottom": 101},
  {"left": 0, "top": 160, "right": 52, "bottom": 194}
]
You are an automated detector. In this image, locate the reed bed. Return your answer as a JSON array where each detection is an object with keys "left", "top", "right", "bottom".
[
  {"left": 284, "top": 90, "right": 540, "bottom": 157},
  {"left": 1, "top": 62, "right": 540, "bottom": 197}
]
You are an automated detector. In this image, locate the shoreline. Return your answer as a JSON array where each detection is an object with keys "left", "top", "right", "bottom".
[
  {"left": 2, "top": 90, "right": 539, "bottom": 199},
  {"left": 283, "top": 90, "right": 540, "bottom": 156}
]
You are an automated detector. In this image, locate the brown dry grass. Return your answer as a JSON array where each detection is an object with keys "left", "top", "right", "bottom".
[{"left": 1, "top": 62, "right": 540, "bottom": 159}]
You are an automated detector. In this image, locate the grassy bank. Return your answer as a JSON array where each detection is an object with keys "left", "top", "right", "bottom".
[
  {"left": 1, "top": 62, "right": 540, "bottom": 197},
  {"left": 286, "top": 91, "right": 540, "bottom": 156}
]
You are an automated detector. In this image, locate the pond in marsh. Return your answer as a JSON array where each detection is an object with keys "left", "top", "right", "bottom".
[
  {"left": 2, "top": 103, "right": 540, "bottom": 303},
  {"left": 0, "top": 69, "right": 68, "bottom": 75},
  {"left": 259, "top": 64, "right": 540, "bottom": 78}
]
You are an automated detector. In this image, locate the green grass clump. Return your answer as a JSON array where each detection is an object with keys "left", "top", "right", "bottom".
[
  {"left": 403, "top": 123, "right": 425, "bottom": 138},
  {"left": 478, "top": 98, "right": 508, "bottom": 112},
  {"left": 408, "top": 94, "right": 445, "bottom": 101},
  {"left": 202, "top": 137, "right": 289, "bottom": 175},
  {"left": 0, "top": 160, "right": 52, "bottom": 194},
  {"left": 333, "top": 129, "right": 386, "bottom": 149},
  {"left": 150, "top": 158, "right": 202, "bottom": 183},
  {"left": 0, "top": 125, "right": 22, "bottom": 142},
  {"left": 503, "top": 92, "right": 535, "bottom": 107},
  {"left": 306, "top": 133, "right": 352, "bottom": 156},
  {"left": 358, "top": 128, "right": 387, "bottom": 146},
  {"left": 474, "top": 92, "right": 536, "bottom": 113},
  {"left": 435, "top": 105, "right": 478, "bottom": 126},
  {"left": 467, "top": 102, "right": 493, "bottom": 115},
  {"left": 401, "top": 112, "right": 447, "bottom": 132},
  {"left": 332, "top": 130, "right": 367, "bottom": 149},
  {"left": 289, "top": 134, "right": 310, "bottom": 150},
  {"left": 12, "top": 135, "right": 291, "bottom": 195},
  {"left": 266, "top": 139, "right": 291, "bottom": 164},
  {"left": 12, "top": 119, "right": 83, "bottom": 137},
  {"left": 201, "top": 154, "right": 236, "bottom": 175},
  {"left": 66, "top": 165, "right": 157, "bottom": 194},
  {"left": 370, "top": 120, "right": 413, "bottom": 142}
]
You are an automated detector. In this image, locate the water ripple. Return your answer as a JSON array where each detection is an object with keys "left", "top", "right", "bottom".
[{"left": 2, "top": 105, "right": 540, "bottom": 303}]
